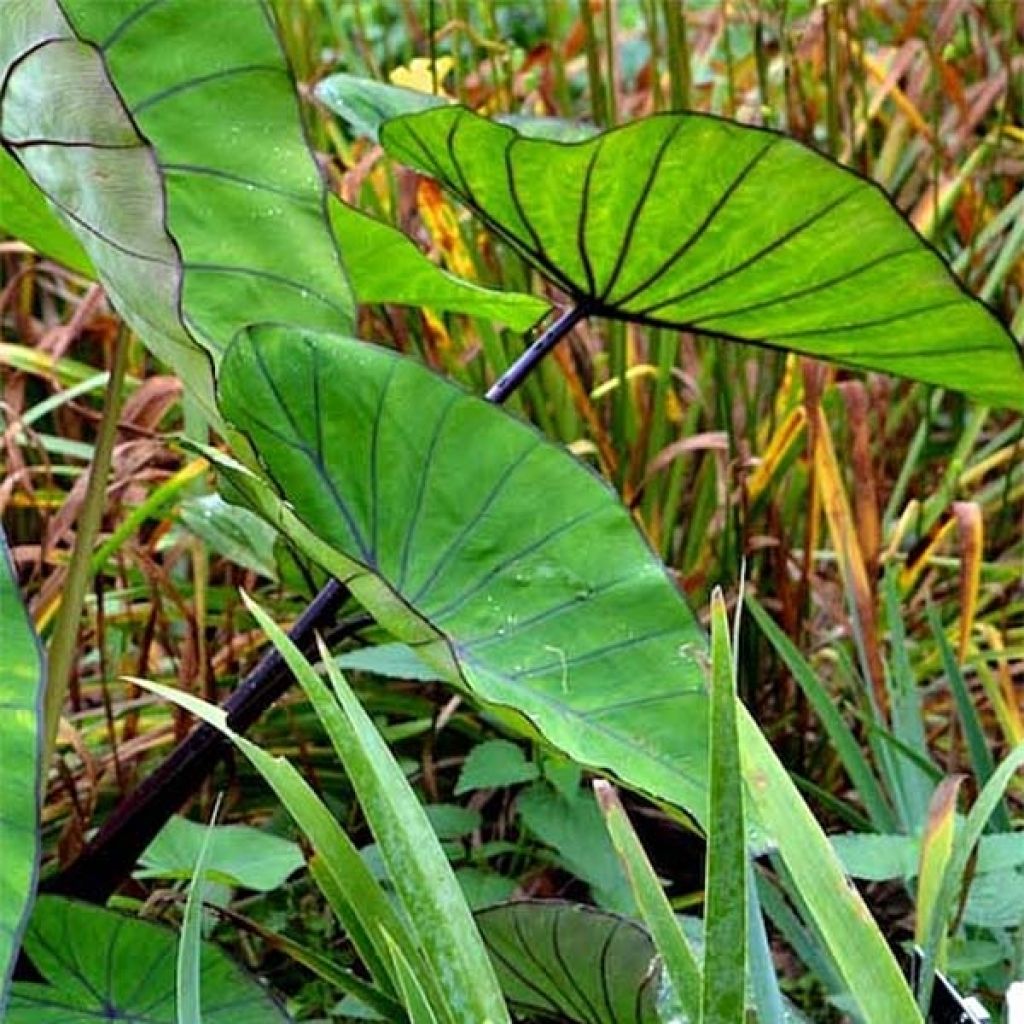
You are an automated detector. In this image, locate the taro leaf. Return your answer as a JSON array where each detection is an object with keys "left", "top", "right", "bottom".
[
  {"left": 329, "top": 197, "right": 550, "bottom": 330},
  {"left": 378, "top": 106, "right": 1023, "bottom": 409},
  {"left": 7, "top": 895, "right": 290, "bottom": 1023},
  {"left": 218, "top": 324, "right": 711, "bottom": 822},
  {"left": 0, "top": 527, "right": 44, "bottom": 1015},
  {"left": 138, "top": 814, "right": 305, "bottom": 891},
  {"left": 0, "top": 0, "right": 354, "bottom": 421},
  {"left": 474, "top": 900, "right": 660, "bottom": 1024},
  {"left": 0, "top": 147, "right": 93, "bottom": 275},
  {"left": 215, "top": 327, "right": 916, "bottom": 1022},
  {"left": 474, "top": 901, "right": 814, "bottom": 1024}
]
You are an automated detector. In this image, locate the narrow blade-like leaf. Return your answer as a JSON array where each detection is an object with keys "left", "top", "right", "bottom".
[
  {"left": 595, "top": 781, "right": 702, "bottom": 1022},
  {"left": 240, "top": 592, "right": 510, "bottom": 1024},
  {"left": 128, "top": 678, "right": 404, "bottom": 996},
  {"left": 0, "top": 527, "right": 44, "bottom": 1015},
  {"left": 738, "top": 708, "right": 922, "bottom": 1022},
  {"left": 177, "top": 795, "right": 223, "bottom": 1024},
  {"left": 914, "top": 776, "right": 963, "bottom": 961},
  {"left": 702, "top": 589, "right": 746, "bottom": 1024}
]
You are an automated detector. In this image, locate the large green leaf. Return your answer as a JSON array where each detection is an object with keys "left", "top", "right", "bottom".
[
  {"left": 0, "top": 528, "right": 44, "bottom": 1016},
  {"left": 218, "top": 324, "right": 712, "bottom": 821},
  {"left": 475, "top": 901, "right": 661, "bottom": 1024},
  {"left": 329, "top": 197, "right": 550, "bottom": 331},
  {"left": 7, "top": 895, "right": 291, "bottom": 1023},
  {"left": 215, "top": 325, "right": 920, "bottom": 1021},
  {"left": 0, "top": 146, "right": 93, "bottom": 274},
  {"left": 0, "top": 0, "right": 355, "bottom": 420},
  {"left": 377, "top": 105, "right": 1023, "bottom": 409}
]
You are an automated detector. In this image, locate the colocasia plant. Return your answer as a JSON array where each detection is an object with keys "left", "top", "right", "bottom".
[{"left": 1, "top": 2, "right": 1021, "bottom": 1023}]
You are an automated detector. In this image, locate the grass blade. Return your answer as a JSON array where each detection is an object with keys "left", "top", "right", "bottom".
[
  {"left": 745, "top": 594, "right": 895, "bottom": 832},
  {"left": 239, "top": 591, "right": 508, "bottom": 1024},
  {"left": 739, "top": 706, "right": 922, "bottom": 1022},
  {"left": 917, "top": 741, "right": 1024, "bottom": 1011},
  {"left": 914, "top": 777, "right": 963, "bottom": 964},
  {"left": 310, "top": 628, "right": 511, "bottom": 1024},
  {"left": 702, "top": 588, "right": 747, "bottom": 1024},
  {"left": 927, "top": 605, "right": 1005, "bottom": 829},
  {"left": 127, "top": 677, "right": 402, "bottom": 996},
  {"left": 382, "top": 931, "right": 442, "bottom": 1024},
  {"left": 177, "top": 794, "right": 223, "bottom": 1024},
  {"left": 594, "top": 780, "right": 702, "bottom": 1022}
]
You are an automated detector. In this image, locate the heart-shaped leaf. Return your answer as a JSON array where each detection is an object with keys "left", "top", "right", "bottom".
[
  {"left": 377, "top": 105, "right": 1023, "bottom": 409},
  {"left": 217, "top": 324, "right": 711, "bottom": 820},
  {"left": 0, "top": 0, "right": 355, "bottom": 420},
  {"left": 475, "top": 901, "right": 661, "bottom": 1024},
  {"left": 214, "top": 325, "right": 920, "bottom": 1021},
  {"left": 0, "top": 528, "right": 44, "bottom": 1015},
  {"left": 7, "top": 895, "right": 291, "bottom": 1023}
]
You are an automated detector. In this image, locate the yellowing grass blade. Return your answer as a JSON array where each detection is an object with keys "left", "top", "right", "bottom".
[
  {"left": 812, "top": 405, "right": 886, "bottom": 714},
  {"left": 951, "top": 502, "right": 982, "bottom": 664},
  {"left": 914, "top": 776, "right": 964, "bottom": 963}
]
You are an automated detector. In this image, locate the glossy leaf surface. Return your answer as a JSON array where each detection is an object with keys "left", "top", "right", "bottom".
[
  {"left": 379, "top": 106, "right": 1023, "bottom": 409},
  {"left": 0, "top": 0, "right": 354, "bottom": 419},
  {"left": 329, "top": 197, "right": 550, "bottom": 330},
  {"left": 475, "top": 901, "right": 660, "bottom": 1024},
  {"left": 7, "top": 896, "right": 290, "bottom": 1023},
  {"left": 218, "top": 325, "right": 711, "bottom": 820},
  {"left": 0, "top": 528, "right": 44, "bottom": 1015},
  {"left": 214, "top": 326, "right": 917, "bottom": 1020}
]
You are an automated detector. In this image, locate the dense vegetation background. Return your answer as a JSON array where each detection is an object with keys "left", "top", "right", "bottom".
[{"left": 1, "top": 0, "right": 1021, "bottom": 1020}]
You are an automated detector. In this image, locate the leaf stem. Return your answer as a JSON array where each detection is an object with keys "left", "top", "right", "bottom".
[
  {"left": 43, "top": 324, "right": 129, "bottom": 775},
  {"left": 485, "top": 302, "right": 591, "bottom": 404}
]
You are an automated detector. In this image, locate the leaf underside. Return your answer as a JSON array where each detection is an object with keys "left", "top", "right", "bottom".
[
  {"left": 0, "top": 145, "right": 93, "bottom": 274},
  {"left": 0, "top": 0, "right": 355, "bottom": 419},
  {"left": 8, "top": 896, "right": 290, "bottom": 1023},
  {"left": 218, "top": 325, "right": 711, "bottom": 821},
  {"left": 0, "top": 529, "right": 44, "bottom": 1015},
  {"left": 379, "top": 105, "right": 1023, "bottom": 409}
]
